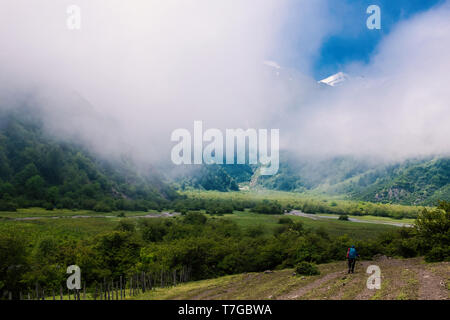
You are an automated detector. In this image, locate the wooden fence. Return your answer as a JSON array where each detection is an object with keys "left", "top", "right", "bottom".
[{"left": 3, "top": 266, "right": 192, "bottom": 300}]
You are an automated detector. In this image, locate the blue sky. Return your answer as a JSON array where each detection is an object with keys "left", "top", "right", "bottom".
[{"left": 312, "top": 0, "right": 445, "bottom": 79}]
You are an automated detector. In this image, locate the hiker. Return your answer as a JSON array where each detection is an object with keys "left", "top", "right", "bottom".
[{"left": 346, "top": 245, "right": 360, "bottom": 274}]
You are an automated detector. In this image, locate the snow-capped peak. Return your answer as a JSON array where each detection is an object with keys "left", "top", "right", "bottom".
[
  {"left": 318, "top": 72, "right": 349, "bottom": 87},
  {"left": 263, "top": 60, "right": 281, "bottom": 69}
]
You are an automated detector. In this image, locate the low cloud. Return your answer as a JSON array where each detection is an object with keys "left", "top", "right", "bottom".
[
  {"left": 0, "top": 0, "right": 449, "bottom": 167},
  {"left": 281, "top": 1, "right": 450, "bottom": 160}
]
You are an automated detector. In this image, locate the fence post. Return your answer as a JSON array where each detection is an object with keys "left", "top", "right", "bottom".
[
  {"left": 142, "top": 272, "right": 146, "bottom": 293},
  {"left": 129, "top": 277, "right": 132, "bottom": 296},
  {"left": 150, "top": 272, "right": 153, "bottom": 289},
  {"left": 135, "top": 274, "right": 138, "bottom": 294},
  {"left": 119, "top": 276, "right": 122, "bottom": 300},
  {"left": 60, "top": 286, "right": 63, "bottom": 300}
]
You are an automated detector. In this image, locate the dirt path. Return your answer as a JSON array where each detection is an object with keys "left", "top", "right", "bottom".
[
  {"left": 278, "top": 257, "right": 449, "bottom": 300},
  {"left": 278, "top": 271, "right": 343, "bottom": 300},
  {"left": 417, "top": 268, "right": 448, "bottom": 300}
]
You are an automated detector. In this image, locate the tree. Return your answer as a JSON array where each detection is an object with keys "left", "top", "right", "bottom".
[
  {"left": 25, "top": 175, "right": 45, "bottom": 199},
  {"left": 415, "top": 201, "right": 450, "bottom": 261}
]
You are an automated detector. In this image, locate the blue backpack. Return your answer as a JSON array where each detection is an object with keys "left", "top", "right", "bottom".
[{"left": 348, "top": 247, "right": 357, "bottom": 259}]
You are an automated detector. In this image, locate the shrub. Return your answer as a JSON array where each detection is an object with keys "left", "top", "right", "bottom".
[
  {"left": 43, "top": 202, "right": 54, "bottom": 211},
  {"left": 295, "top": 262, "right": 320, "bottom": 276},
  {"left": 115, "top": 220, "right": 135, "bottom": 232},
  {"left": 183, "top": 211, "right": 207, "bottom": 225},
  {"left": 0, "top": 200, "right": 18, "bottom": 211},
  {"left": 278, "top": 217, "right": 293, "bottom": 224},
  {"left": 252, "top": 200, "right": 283, "bottom": 215},
  {"left": 425, "top": 246, "right": 450, "bottom": 262},
  {"left": 338, "top": 215, "right": 349, "bottom": 221},
  {"left": 93, "top": 202, "right": 113, "bottom": 213}
]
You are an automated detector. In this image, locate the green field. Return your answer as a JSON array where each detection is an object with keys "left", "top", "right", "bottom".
[
  {"left": 209, "top": 210, "right": 398, "bottom": 239},
  {"left": 183, "top": 190, "right": 426, "bottom": 219},
  {"left": 0, "top": 189, "right": 418, "bottom": 242},
  {"left": 0, "top": 207, "right": 160, "bottom": 219},
  {"left": 0, "top": 208, "right": 400, "bottom": 242}
]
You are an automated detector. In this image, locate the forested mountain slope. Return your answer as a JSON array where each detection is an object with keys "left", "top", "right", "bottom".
[{"left": 0, "top": 109, "right": 177, "bottom": 211}]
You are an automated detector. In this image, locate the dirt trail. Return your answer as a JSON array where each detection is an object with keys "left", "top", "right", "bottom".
[
  {"left": 131, "top": 258, "right": 448, "bottom": 300},
  {"left": 417, "top": 268, "right": 448, "bottom": 300},
  {"left": 277, "top": 258, "right": 449, "bottom": 300},
  {"left": 277, "top": 271, "right": 343, "bottom": 300}
]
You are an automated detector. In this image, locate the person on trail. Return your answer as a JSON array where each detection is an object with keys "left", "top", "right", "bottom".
[{"left": 346, "top": 245, "right": 359, "bottom": 274}]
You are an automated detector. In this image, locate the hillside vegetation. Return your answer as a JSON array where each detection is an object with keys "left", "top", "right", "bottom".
[
  {"left": 130, "top": 257, "right": 449, "bottom": 300},
  {"left": 174, "top": 154, "right": 450, "bottom": 206},
  {"left": 1, "top": 201, "right": 448, "bottom": 299},
  {"left": 0, "top": 109, "right": 178, "bottom": 212}
]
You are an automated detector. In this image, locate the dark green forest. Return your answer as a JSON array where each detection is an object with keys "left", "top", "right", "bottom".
[{"left": 0, "top": 110, "right": 178, "bottom": 212}]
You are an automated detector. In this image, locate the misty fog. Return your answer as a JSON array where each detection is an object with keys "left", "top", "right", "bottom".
[{"left": 0, "top": 0, "right": 449, "bottom": 169}]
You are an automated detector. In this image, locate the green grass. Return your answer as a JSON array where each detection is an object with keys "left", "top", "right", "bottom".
[
  {"left": 0, "top": 207, "right": 160, "bottom": 219},
  {"left": 313, "top": 213, "right": 415, "bottom": 225},
  {"left": 210, "top": 210, "right": 397, "bottom": 239},
  {"left": 0, "top": 218, "right": 120, "bottom": 241},
  {"left": 0, "top": 190, "right": 415, "bottom": 244},
  {"left": 129, "top": 262, "right": 344, "bottom": 300},
  {"left": 184, "top": 190, "right": 426, "bottom": 219},
  {"left": 0, "top": 208, "right": 397, "bottom": 243}
]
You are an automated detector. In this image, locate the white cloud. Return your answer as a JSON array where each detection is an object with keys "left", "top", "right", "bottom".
[
  {"left": 1, "top": 0, "right": 448, "bottom": 165},
  {"left": 282, "top": 1, "right": 450, "bottom": 160}
]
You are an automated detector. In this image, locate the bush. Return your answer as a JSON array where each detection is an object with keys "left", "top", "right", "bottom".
[
  {"left": 425, "top": 246, "right": 450, "bottom": 262},
  {"left": 295, "top": 262, "right": 320, "bottom": 276},
  {"left": 183, "top": 211, "right": 207, "bottom": 225},
  {"left": 278, "top": 217, "right": 293, "bottom": 224},
  {"left": 93, "top": 202, "right": 113, "bottom": 213},
  {"left": 141, "top": 221, "right": 168, "bottom": 242},
  {"left": 43, "top": 202, "right": 54, "bottom": 211},
  {"left": 338, "top": 215, "right": 349, "bottom": 221},
  {"left": 0, "top": 200, "right": 18, "bottom": 211},
  {"left": 115, "top": 220, "right": 135, "bottom": 232},
  {"left": 252, "top": 200, "right": 283, "bottom": 215}
]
